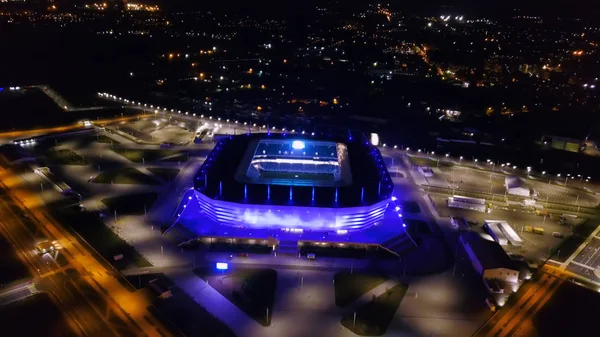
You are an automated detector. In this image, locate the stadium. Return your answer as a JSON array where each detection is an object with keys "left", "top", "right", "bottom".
[
  {"left": 168, "top": 131, "right": 414, "bottom": 253},
  {"left": 189, "top": 132, "right": 395, "bottom": 231}
]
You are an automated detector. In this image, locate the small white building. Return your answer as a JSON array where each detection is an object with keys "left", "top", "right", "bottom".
[
  {"left": 448, "top": 195, "right": 487, "bottom": 213},
  {"left": 505, "top": 176, "right": 531, "bottom": 197},
  {"left": 484, "top": 220, "right": 523, "bottom": 246},
  {"left": 418, "top": 165, "right": 434, "bottom": 177}
]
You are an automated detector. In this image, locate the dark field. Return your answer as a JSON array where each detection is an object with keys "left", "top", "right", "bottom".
[
  {"left": 0, "top": 88, "right": 66, "bottom": 131},
  {"left": 533, "top": 281, "right": 600, "bottom": 337},
  {"left": 0, "top": 234, "right": 30, "bottom": 285},
  {"left": 0, "top": 293, "right": 77, "bottom": 337}
]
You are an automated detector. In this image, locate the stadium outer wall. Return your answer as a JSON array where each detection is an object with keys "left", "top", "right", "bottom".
[{"left": 193, "top": 190, "right": 390, "bottom": 232}]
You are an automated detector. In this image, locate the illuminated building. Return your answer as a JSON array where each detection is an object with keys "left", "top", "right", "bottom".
[{"left": 186, "top": 133, "right": 395, "bottom": 232}]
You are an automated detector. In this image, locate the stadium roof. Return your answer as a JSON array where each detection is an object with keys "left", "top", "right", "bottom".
[
  {"left": 461, "top": 231, "right": 516, "bottom": 271},
  {"left": 194, "top": 133, "right": 393, "bottom": 207}
]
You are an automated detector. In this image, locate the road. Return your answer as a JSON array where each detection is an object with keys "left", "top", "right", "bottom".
[
  {"left": 0, "top": 166, "right": 172, "bottom": 337},
  {"left": 0, "top": 192, "right": 124, "bottom": 336},
  {"left": 0, "top": 115, "right": 146, "bottom": 140},
  {"left": 474, "top": 265, "right": 565, "bottom": 337},
  {"left": 0, "top": 199, "right": 114, "bottom": 336}
]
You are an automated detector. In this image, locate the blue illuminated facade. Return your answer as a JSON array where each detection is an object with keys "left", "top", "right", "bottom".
[{"left": 192, "top": 133, "right": 394, "bottom": 231}]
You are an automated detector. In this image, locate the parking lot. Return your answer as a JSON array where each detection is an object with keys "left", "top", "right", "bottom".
[
  {"left": 430, "top": 194, "right": 575, "bottom": 263},
  {"left": 114, "top": 117, "right": 198, "bottom": 144},
  {"left": 531, "top": 180, "right": 598, "bottom": 208},
  {"left": 436, "top": 165, "right": 599, "bottom": 207},
  {"left": 437, "top": 166, "right": 505, "bottom": 194}
]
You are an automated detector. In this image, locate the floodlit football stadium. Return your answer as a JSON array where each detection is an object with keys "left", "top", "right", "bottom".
[
  {"left": 169, "top": 131, "right": 409, "bottom": 234},
  {"left": 185, "top": 133, "right": 395, "bottom": 232}
]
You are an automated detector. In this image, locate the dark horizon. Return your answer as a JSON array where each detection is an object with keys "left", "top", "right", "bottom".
[{"left": 149, "top": 0, "right": 599, "bottom": 19}]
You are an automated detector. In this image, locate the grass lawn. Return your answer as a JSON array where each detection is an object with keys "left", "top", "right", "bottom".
[
  {"left": 341, "top": 283, "right": 408, "bottom": 336},
  {"left": 46, "top": 148, "right": 88, "bottom": 165},
  {"left": 0, "top": 293, "right": 78, "bottom": 337},
  {"left": 96, "top": 134, "right": 120, "bottom": 144},
  {"left": 195, "top": 267, "right": 277, "bottom": 326},
  {"left": 150, "top": 287, "right": 236, "bottom": 337},
  {"left": 399, "top": 200, "right": 420, "bottom": 213},
  {"left": 0, "top": 234, "right": 30, "bottom": 284},
  {"left": 125, "top": 273, "right": 170, "bottom": 290},
  {"left": 49, "top": 207, "right": 152, "bottom": 269},
  {"left": 403, "top": 219, "right": 432, "bottom": 236},
  {"left": 408, "top": 156, "right": 453, "bottom": 168},
  {"left": 102, "top": 192, "right": 158, "bottom": 215},
  {"left": 334, "top": 272, "right": 389, "bottom": 307},
  {"left": 147, "top": 167, "right": 180, "bottom": 182},
  {"left": 91, "top": 167, "right": 160, "bottom": 185},
  {"left": 112, "top": 148, "right": 187, "bottom": 163},
  {"left": 161, "top": 152, "right": 190, "bottom": 162}
]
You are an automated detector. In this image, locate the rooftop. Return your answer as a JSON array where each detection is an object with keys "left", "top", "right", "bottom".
[
  {"left": 194, "top": 132, "right": 393, "bottom": 207},
  {"left": 461, "top": 231, "right": 516, "bottom": 271}
]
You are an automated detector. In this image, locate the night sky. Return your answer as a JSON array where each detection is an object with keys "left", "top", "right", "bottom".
[{"left": 151, "top": 0, "right": 599, "bottom": 18}]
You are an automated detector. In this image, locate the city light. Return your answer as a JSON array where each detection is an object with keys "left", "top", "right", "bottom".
[
  {"left": 370, "top": 133, "right": 380, "bottom": 146},
  {"left": 292, "top": 140, "right": 305, "bottom": 150}
]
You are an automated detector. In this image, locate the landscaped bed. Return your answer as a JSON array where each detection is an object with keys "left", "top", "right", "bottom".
[
  {"left": 90, "top": 167, "right": 160, "bottom": 185},
  {"left": 341, "top": 283, "right": 408, "bottom": 336},
  {"left": 49, "top": 206, "right": 152, "bottom": 269},
  {"left": 96, "top": 134, "right": 120, "bottom": 144},
  {"left": 112, "top": 148, "right": 188, "bottom": 163},
  {"left": 399, "top": 200, "right": 420, "bottom": 213},
  {"left": 147, "top": 167, "right": 180, "bottom": 183},
  {"left": 403, "top": 218, "right": 432, "bottom": 236},
  {"left": 194, "top": 267, "right": 277, "bottom": 326},
  {"left": 150, "top": 286, "right": 236, "bottom": 337},
  {"left": 102, "top": 192, "right": 158, "bottom": 215},
  {"left": 334, "top": 272, "right": 389, "bottom": 307},
  {"left": 45, "top": 148, "right": 88, "bottom": 165}
]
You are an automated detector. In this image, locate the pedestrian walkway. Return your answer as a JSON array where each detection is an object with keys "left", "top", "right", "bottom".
[{"left": 204, "top": 252, "right": 369, "bottom": 270}]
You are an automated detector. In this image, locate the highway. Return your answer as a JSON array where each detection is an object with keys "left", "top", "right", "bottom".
[
  {"left": 0, "top": 192, "right": 120, "bottom": 337},
  {"left": 0, "top": 166, "right": 172, "bottom": 337}
]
